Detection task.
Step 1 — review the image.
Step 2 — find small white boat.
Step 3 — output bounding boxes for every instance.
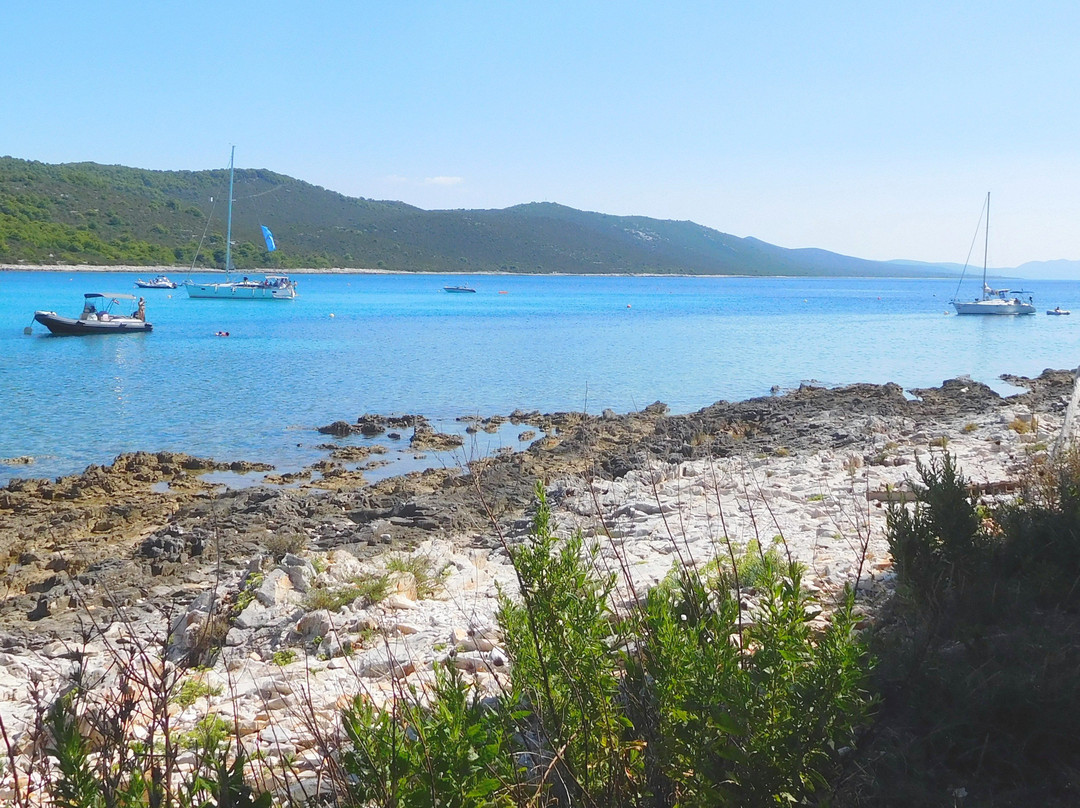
[135,275,178,289]
[33,293,152,335]
[951,193,1035,316]
[444,285,476,293]
[1047,307,1071,315]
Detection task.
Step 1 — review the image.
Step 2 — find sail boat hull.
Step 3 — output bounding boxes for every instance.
[953,298,1035,315]
[184,279,297,300]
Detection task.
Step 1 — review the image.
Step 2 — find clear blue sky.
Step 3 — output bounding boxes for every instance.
[5,1,1079,267]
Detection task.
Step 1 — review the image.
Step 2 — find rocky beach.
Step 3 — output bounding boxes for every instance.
[0,369,1075,803]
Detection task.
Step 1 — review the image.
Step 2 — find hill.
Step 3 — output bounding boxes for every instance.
[0,156,951,275]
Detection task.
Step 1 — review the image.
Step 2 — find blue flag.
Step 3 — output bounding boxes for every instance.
[261,225,277,252]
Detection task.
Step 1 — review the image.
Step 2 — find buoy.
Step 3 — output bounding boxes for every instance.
[626,304,632,308]
[329,313,335,318]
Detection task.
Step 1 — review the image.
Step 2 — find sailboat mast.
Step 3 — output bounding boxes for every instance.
[225,146,235,276]
[982,191,990,291]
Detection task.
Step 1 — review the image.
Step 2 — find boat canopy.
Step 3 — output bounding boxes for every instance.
[85,293,137,300]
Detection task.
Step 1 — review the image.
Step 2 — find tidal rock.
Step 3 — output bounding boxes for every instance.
[317,420,354,437]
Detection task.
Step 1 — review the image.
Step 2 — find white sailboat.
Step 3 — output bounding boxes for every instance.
[951,192,1034,315]
[184,147,297,300]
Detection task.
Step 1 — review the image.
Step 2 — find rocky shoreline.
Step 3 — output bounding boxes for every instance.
[0,369,1075,802]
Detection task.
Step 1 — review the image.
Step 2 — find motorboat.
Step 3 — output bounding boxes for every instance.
[1047,307,1071,315]
[33,293,152,335]
[444,285,477,293]
[183,147,296,301]
[951,193,1035,316]
[135,274,178,289]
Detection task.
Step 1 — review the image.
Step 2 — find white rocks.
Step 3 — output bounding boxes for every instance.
[383,593,418,610]
[255,569,296,607]
[0,401,1062,806]
[280,553,316,593]
[296,609,332,641]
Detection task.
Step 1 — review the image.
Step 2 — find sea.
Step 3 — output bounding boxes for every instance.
[2,270,1078,486]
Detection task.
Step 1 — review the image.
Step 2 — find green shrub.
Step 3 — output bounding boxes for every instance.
[886,451,984,601]
[337,481,871,807]
[171,677,222,708]
[498,482,634,805]
[46,692,270,808]
[340,662,519,807]
[842,449,1080,805]
[623,562,868,805]
[272,648,297,666]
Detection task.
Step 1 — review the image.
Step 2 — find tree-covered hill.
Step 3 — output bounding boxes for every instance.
[0,156,946,275]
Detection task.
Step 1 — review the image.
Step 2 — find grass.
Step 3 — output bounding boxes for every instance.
[385,553,449,599]
[302,573,390,612]
[1009,414,1039,434]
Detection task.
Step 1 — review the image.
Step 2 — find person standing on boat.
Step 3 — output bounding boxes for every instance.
[135,297,146,321]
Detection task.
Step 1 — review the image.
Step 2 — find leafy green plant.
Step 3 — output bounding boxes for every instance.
[625,566,868,805]
[335,481,871,807]
[45,691,270,808]
[272,648,297,666]
[498,482,636,805]
[232,571,264,615]
[340,662,519,807]
[171,676,222,708]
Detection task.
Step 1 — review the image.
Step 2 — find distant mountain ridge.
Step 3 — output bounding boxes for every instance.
[0,155,955,275]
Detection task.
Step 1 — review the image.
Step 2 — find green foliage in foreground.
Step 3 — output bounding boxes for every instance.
[46,695,270,808]
[836,450,1080,806]
[340,481,872,807]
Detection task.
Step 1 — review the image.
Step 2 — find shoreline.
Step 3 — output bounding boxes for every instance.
[0,370,1075,799]
[1,263,960,280]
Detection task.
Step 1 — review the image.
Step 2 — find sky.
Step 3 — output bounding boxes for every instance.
[4,1,1080,268]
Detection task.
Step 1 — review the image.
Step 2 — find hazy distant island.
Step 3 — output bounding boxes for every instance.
[0,155,965,277]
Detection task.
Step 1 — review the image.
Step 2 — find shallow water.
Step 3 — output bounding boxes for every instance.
[2,270,1078,483]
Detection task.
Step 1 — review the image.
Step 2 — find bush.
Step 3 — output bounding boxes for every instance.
[841,450,1080,806]
[340,481,872,807]
[339,662,520,807]
[886,451,984,602]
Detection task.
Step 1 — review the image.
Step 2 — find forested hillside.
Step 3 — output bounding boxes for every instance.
[0,157,944,275]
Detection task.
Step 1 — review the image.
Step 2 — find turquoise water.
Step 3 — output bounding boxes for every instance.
[2,270,1079,483]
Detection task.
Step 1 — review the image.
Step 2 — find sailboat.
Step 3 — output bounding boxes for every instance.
[951,192,1034,315]
[184,147,297,300]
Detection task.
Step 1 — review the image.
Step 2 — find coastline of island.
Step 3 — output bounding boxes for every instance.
[0,369,1074,801]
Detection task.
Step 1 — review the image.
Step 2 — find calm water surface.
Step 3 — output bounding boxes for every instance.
[2,271,1079,483]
